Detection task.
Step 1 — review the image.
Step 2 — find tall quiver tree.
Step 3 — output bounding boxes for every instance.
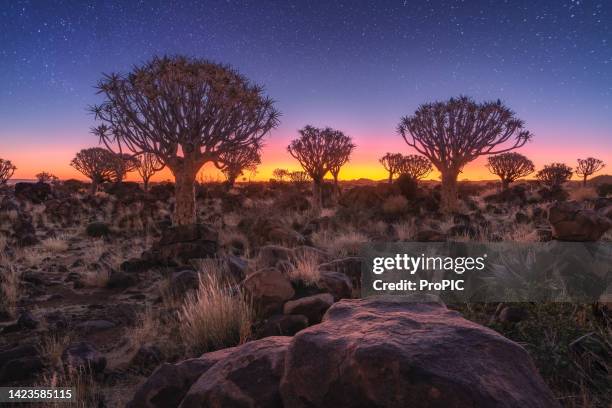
[288,126,349,208]
[486,152,535,190]
[0,159,16,185]
[70,148,116,193]
[327,133,355,190]
[398,96,532,212]
[136,153,163,192]
[576,157,605,187]
[91,56,279,225]
[379,153,404,183]
[219,144,262,187]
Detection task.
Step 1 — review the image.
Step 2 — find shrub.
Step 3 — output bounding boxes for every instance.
[382,195,409,216]
[596,183,612,197]
[395,174,418,199]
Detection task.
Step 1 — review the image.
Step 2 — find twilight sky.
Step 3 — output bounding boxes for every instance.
[1,0,611,182]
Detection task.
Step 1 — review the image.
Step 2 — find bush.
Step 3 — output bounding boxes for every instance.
[394,174,418,199]
[596,183,612,197]
[382,195,409,217]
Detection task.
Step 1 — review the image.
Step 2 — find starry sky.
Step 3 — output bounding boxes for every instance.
[1,0,611,181]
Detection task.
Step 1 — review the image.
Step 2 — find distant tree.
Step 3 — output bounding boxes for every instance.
[398,154,433,182]
[272,168,290,182]
[35,172,59,184]
[219,144,262,187]
[70,148,117,193]
[536,163,573,188]
[288,126,351,208]
[576,157,605,187]
[379,153,404,183]
[289,171,310,184]
[486,152,535,190]
[0,159,16,185]
[110,153,139,183]
[135,153,163,192]
[398,96,532,212]
[327,133,355,189]
[91,55,279,225]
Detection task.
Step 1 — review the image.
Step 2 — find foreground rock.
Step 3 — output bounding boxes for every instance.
[143,224,218,265]
[129,297,558,408]
[280,297,558,408]
[548,201,611,241]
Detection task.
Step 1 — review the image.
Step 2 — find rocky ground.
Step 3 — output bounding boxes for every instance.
[0,178,610,407]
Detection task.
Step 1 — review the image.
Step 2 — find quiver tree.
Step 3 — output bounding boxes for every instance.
[0,159,16,185]
[398,96,532,212]
[327,134,355,189]
[289,171,309,184]
[486,152,535,190]
[219,144,261,187]
[91,56,279,225]
[288,126,351,208]
[272,168,290,182]
[379,153,404,183]
[576,157,605,186]
[70,148,116,193]
[536,163,573,188]
[35,172,59,184]
[398,154,433,182]
[110,153,139,183]
[135,153,163,192]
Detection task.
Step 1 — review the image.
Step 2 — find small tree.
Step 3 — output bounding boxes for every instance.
[110,153,139,183]
[576,157,605,187]
[272,168,290,182]
[288,126,351,208]
[327,134,355,189]
[0,159,17,185]
[536,163,573,188]
[92,56,279,225]
[219,145,261,187]
[379,153,404,183]
[486,152,535,190]
[398,96,532,212]
[398,154,433,182]
[289,171,310,184]
[35,172,59,184]
[135,153,163,192]
[70,148,116,193]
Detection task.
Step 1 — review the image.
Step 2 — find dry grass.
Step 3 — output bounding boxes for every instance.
[0,253,21,317]
[128,307,160,350]
[568,186,598,202]
[38,368,102,408]
[80,269,110,288]
[42,234,70,252]
[382,195,409,215]
[287,252,321,286]
[18,247,47,268]
[40,332,73,368]
[178,273,252,354]
[393,220,417,241]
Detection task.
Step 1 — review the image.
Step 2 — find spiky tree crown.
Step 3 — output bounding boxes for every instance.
[486,152,535,183]
[536,163,573,187]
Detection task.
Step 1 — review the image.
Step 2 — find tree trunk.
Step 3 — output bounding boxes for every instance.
[172,164,199,226]
[440,169,459,213]
[583,175,587,187]
[143,177,150,192]
[388,172,393,183]
[501,179,510,191]
[90,180,98,194]
[312,178,323,210]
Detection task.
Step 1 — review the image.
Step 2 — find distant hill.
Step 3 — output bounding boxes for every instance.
[589,174,612,185]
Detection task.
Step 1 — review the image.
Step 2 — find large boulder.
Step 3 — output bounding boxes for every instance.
[0,345,44,384]
[280,297,559,408]
[144,224,218,265]
[548,201,612,241]
[127,348,235,408]
[283,293,334,325]
[178,337,291,408]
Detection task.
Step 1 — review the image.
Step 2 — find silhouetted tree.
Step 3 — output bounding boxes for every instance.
[135,153,163,192]
[327,133,355,189]
[536,163,573,188]
[272,168,290,182]
[486,152,535,190]
[398,154,433,182]
[70,148,116,193]
[576,157,605,187]
[35,172,59,184]
[379,153,404,183]
[91,56,279,225]
[398,96,532,212]
[219,144,261,187]
[288,126,351,208]
[289,171,310,184]
[110,153,139,183]
[0,159,16,185]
